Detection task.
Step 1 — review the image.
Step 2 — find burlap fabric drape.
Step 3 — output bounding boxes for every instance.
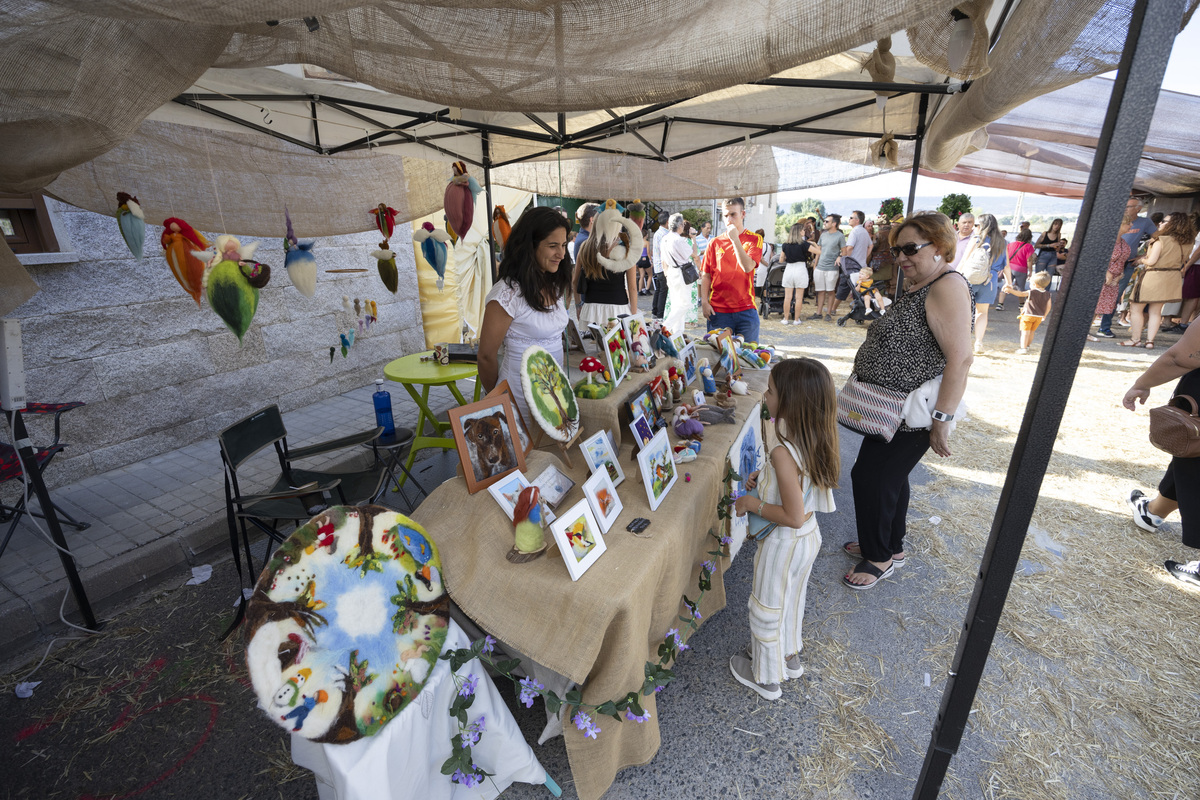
[408,368,767,800]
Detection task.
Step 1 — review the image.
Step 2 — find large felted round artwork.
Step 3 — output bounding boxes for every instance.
[521,345,579,442]
[245,505,449,743]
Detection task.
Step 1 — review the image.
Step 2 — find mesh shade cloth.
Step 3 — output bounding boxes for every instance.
[905,0,993,80]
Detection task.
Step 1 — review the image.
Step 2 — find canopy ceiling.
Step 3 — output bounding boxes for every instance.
[3,0,1198,240]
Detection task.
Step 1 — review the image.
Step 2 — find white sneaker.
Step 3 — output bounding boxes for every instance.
[1016,347,1028,354]
[1127,489,1163,532]
[729,654,781,700]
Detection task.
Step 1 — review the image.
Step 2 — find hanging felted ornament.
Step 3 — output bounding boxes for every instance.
[371,242,399,293]
[161,217,210,306]
[492,205,512,249]
[444,214,458,246]
[340,330,355,357]
[592,200,644,273]
[203,235,260,343]
[283,208,317,297]
[443,161,480,240]
[115,192,145,259]
[869,133,900,168]
[413,221,451,290]
[860,37,897,111]
[371,203,398,242]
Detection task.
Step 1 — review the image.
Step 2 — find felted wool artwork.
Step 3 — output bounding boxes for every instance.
[521,345,579,443]
[245,505,449,744]
[161,217,210,306]
[204,257,258,343]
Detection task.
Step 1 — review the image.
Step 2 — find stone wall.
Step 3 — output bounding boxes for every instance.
[8,200,426,489]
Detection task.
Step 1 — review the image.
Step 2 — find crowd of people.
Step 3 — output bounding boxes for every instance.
[474,197,1200,702]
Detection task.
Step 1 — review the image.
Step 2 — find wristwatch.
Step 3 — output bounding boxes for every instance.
[931,409,954,422]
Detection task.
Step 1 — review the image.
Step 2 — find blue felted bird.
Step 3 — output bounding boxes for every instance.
[413,221,451,290]
[116,192,145,259]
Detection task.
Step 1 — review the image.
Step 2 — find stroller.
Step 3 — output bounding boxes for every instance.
[760,264,786,319]
[836,258,885,327]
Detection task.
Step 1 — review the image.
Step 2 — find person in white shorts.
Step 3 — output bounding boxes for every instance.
[779,221,818,325]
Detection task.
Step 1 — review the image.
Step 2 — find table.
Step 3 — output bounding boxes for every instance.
[408,369,768,800]
[383,352,483,485]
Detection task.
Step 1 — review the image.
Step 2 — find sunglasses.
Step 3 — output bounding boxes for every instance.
[889,242,935,258]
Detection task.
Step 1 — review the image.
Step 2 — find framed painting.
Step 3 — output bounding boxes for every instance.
[566,318,588,353]
[579,429,624,487]
[680,341,698,388]
[590,322,630,388]
[448,393,527,494]
[628,416,655,449]
[550,498,608,581]
[622,312,650,366]
[520,345,580,443]
[636,428,678,512]
[530,463,575,508]
[648,376,667,413]
[583,468,622,535]
[726,402,764,559]
[626,384,663,431]
[485,380,532,456]
[487,470,532,520]
[669,331,686,358]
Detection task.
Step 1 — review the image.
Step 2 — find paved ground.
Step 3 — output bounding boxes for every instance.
[0,297,1187,800]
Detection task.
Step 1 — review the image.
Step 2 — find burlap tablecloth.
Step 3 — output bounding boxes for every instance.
[409,369,768,800]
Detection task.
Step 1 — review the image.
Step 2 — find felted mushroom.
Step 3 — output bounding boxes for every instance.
[580,357,606,384]
[573,356,613,399]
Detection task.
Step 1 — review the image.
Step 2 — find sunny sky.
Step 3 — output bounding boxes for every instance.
[781,16,1199,205]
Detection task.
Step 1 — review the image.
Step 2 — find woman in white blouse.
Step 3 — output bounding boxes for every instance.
[478,207,572,421]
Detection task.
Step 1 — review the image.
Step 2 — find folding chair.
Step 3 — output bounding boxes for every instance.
[219,405,386,634]
[0,401,90,559]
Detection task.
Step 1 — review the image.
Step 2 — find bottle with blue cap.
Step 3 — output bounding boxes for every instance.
[372,379,395,437]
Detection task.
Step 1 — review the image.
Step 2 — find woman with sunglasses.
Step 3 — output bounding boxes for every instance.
[841,212,974,589]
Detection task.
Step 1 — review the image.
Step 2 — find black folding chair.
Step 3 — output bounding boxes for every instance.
[218,405,385,635]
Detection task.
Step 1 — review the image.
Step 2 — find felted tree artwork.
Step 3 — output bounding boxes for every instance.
[520,345,579,442]
[245,505,449,743]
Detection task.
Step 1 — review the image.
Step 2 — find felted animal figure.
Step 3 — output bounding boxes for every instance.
[371,203,398,241]
[462,411,516,483]
[591,201,644,273]
[443,161,480,240]
[283,208,318,297]
[161,217,210,306]
[282,689,329,732]
[508,486,548,563]
[371,244,399,293]
[115,192,144,259]
[492,205,512,248]
[693,404,736,425]
[413,221,451,290]
[652,328,679,359]
[673,407,704,440]
[730,378,749,395]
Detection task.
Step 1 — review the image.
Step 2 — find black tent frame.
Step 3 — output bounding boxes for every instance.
[170,2,1180,791]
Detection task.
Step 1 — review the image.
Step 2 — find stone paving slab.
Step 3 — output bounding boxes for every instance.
[0,380,471,651]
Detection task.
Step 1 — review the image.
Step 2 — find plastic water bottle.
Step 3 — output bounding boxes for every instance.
[372,379,395,437]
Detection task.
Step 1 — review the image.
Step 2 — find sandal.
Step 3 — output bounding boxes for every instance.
[1145,341,1155,350]
[842,560,894,591]
[842,541,906,565]
[1119,340,1144,348]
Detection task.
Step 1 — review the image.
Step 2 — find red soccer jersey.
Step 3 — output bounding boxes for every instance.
[701,230,764,313]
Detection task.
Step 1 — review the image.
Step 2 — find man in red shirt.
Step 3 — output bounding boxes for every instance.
[701,197,764,341]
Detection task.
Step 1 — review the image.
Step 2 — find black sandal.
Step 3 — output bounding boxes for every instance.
[842,559,894,591]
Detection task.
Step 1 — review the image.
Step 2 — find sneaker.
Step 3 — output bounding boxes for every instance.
[729,654,781,700]
[1164,559,1200,587]
[973,341,984,354]
[809,312,823,320]
[824,314,833,321]
[1015,348,1028,354]
[740,646,804,680]
[1096,330,1115,338]
[1118,318,1131,327]
[1127,489,1163,532]
[995,303,1005,311]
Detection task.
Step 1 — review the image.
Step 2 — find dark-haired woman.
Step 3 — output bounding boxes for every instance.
[1034,218,1064,275]
[479,206,572,421]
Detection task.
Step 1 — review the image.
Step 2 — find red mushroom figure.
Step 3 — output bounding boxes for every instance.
[574,356,612,399]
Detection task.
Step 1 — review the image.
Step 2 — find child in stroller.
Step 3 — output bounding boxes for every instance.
[836,264,890,327]
[759,263,788,320]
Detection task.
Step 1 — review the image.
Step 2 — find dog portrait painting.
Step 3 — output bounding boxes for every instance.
[449,395,527,494]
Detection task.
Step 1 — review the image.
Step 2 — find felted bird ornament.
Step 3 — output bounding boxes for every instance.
[202,235,261,343]
[161,217,210,306]
[283,208,317,297]
[115,192,145,259]
[673,407,704,441]
[507,486,549,563]
[413,221,451,290]
[492,205,512,248]
[443,161,480,240]
[730,378,749,395]
[592,200,644,273]
[371,203,399,242]
[371,243,399,293]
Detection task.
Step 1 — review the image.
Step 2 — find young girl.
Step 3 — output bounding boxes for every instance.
[730,358,839,700]
[1001,270,1053,354]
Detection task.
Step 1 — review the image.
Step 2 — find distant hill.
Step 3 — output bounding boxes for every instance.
[814,195,1082,218]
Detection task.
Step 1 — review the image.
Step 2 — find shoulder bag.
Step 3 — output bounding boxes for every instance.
[1149,394,1200,458]
[957,236,992,285]
[668,245,700,285]
[836,373,907,442]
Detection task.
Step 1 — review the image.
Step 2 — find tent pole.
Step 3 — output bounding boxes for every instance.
[482,131,497,283]
[896,94,928,300]
[910,0,1183,797]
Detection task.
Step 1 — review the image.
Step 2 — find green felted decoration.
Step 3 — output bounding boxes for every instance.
[206,258,258,342]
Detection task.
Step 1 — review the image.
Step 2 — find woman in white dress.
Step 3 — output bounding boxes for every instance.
[479,207,572,422]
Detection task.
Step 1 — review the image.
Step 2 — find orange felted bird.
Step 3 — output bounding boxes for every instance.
[492,205,512,248]
[161,217,210,306]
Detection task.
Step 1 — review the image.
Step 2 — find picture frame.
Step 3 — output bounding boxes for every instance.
[680,341,698,388]
[669,332,686,358]
[636,428,678,512]
[530,463,575,508]
[628,416,655,449]
[487,470,532,520]
[485,380,532,456]
[590,322,630,388]
[583,468,622,535]
[726,402,764,559]
[549,498,608,581]
[648,376,667,413]
[448,393,528,494]
[579,429,624,487]
[565,318,587,353]
[626,384,663,431]
[622,312,651,369]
